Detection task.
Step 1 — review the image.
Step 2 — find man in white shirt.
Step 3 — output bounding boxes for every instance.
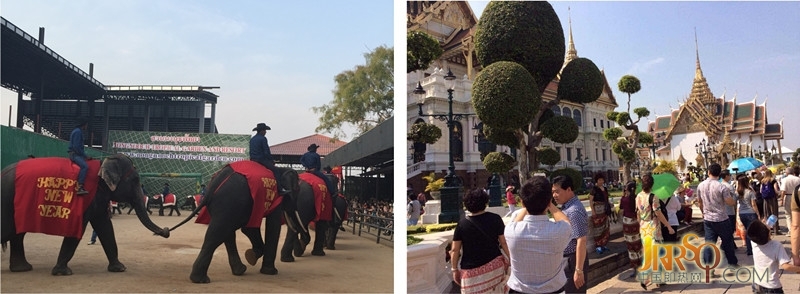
[781,167,800,236]
[505,176,572,294]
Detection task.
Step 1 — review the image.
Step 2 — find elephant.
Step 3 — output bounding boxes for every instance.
[169,161,310,283]
[325,194,348,250]
[154,193,181,216]
[0,154,171,275]
[279,173,333,261]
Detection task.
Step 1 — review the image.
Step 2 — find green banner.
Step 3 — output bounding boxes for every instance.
[107,130,250,201]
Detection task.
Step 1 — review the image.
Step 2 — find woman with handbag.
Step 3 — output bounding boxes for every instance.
[450,189,510,294]
[619,181,643,279]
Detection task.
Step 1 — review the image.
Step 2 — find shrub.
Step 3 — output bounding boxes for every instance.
[426,223,457,233]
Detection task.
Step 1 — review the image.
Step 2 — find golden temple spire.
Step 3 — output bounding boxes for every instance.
[694,27,704,81]
[565,6,578,64]
[559,7,578,78]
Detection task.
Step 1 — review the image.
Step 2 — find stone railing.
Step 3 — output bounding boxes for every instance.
[407,162,424,179]
[407,230,454,293]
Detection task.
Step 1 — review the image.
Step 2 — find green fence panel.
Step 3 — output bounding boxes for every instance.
[1,125,110,169]
[107,130,251,200]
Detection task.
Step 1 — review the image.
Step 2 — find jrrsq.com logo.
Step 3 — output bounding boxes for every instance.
[637,233,769,284]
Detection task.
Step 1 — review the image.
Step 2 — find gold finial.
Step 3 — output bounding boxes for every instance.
[694,27,703,80]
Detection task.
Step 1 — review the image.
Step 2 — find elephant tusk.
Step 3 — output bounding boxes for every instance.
[334,209,342,223]
[283,211,297,232]
[295,211,308,233]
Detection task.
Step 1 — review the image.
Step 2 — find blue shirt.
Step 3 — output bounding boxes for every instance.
[300,151,321,170]
[68,127,86,156]
[249,133,274,163]
[162,185,170,196]
[561,195,589,255]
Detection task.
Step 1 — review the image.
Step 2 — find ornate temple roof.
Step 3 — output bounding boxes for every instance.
[407,1,479,69]
[649,32,783,141]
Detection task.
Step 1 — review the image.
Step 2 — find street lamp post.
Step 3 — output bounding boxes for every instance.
[648,129,666,171]
[575,152,588,178]
[695,138,714,171]
[771,145,777,165]
[415,69,474,223]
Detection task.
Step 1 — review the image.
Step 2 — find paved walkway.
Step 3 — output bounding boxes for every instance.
[590,207,800,293]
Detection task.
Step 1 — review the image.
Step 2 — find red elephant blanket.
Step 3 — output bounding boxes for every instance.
[12,157,101,238]
[299,173,332,222]
[156,193,176,206]
[196,161,282,228]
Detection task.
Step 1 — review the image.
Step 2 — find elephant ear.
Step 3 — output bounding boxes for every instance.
[100,157,121,191]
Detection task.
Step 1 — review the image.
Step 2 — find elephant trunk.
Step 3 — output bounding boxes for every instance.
[132,191,170,238]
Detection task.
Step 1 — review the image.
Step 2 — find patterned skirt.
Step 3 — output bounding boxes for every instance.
[622,216,643,268]
[591,202,610,247]
[459,255,507,294]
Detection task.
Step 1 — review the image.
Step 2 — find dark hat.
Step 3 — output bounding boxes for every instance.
[307,143,320,151]
[252,123,271,131]
[164,182,169,186]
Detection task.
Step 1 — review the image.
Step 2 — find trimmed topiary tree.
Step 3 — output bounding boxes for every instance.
[472,1,604,184]
[407,31,443,73]
[407,122,442,145]
[483,152,516,174]
[538,147,560,171]
[603,74,651,183]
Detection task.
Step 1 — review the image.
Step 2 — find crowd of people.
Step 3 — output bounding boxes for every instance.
[349,198,394,234]
[450,175,589,293]
[447,163,800,293]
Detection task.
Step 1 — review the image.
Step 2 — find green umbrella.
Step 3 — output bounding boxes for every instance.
[635,173,682,200]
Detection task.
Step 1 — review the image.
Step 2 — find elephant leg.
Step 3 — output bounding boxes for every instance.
[325,223,338,250]
[175,206,181,216]
[311,221,328,256]
[159,205,164,216]
[223,235,246,276]
[190,221,233,283]
[260,212,280,274]
[91,217,125,272]
[8,233,32,272]
[280,228,297,262]
[241,227,264,266]
[52,237,81,275]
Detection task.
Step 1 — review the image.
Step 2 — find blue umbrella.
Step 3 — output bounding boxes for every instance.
[727,157,764,174]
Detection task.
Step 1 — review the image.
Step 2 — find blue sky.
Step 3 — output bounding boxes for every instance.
[0,0,393,144]
[469,1,800,151]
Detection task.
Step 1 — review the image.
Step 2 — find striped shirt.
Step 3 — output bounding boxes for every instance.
[505,214,572,294]
[697,177,733,222]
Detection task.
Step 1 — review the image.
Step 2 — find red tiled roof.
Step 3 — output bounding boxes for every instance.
[271,134,347,157]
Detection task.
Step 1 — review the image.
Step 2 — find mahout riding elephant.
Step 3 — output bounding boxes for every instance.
[280,173,332,261]
[154,193,180,216]
[169,160,310,283]
[325,194,348,250]
[0,154,171,275]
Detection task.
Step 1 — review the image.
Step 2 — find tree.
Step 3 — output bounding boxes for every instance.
[313,46,393,140]
[407,31,443,73]
[603,75,651,183]
[538,147,560,171]
[471,1,604,184]
[407,122,442,144]
[483,152,516,174]
[792,148,800,165]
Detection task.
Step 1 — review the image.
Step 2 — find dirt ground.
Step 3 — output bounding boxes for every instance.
[1,212,394,293]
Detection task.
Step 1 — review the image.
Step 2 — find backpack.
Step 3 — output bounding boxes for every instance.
[649,193,670,225]
[761,180,777,199]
